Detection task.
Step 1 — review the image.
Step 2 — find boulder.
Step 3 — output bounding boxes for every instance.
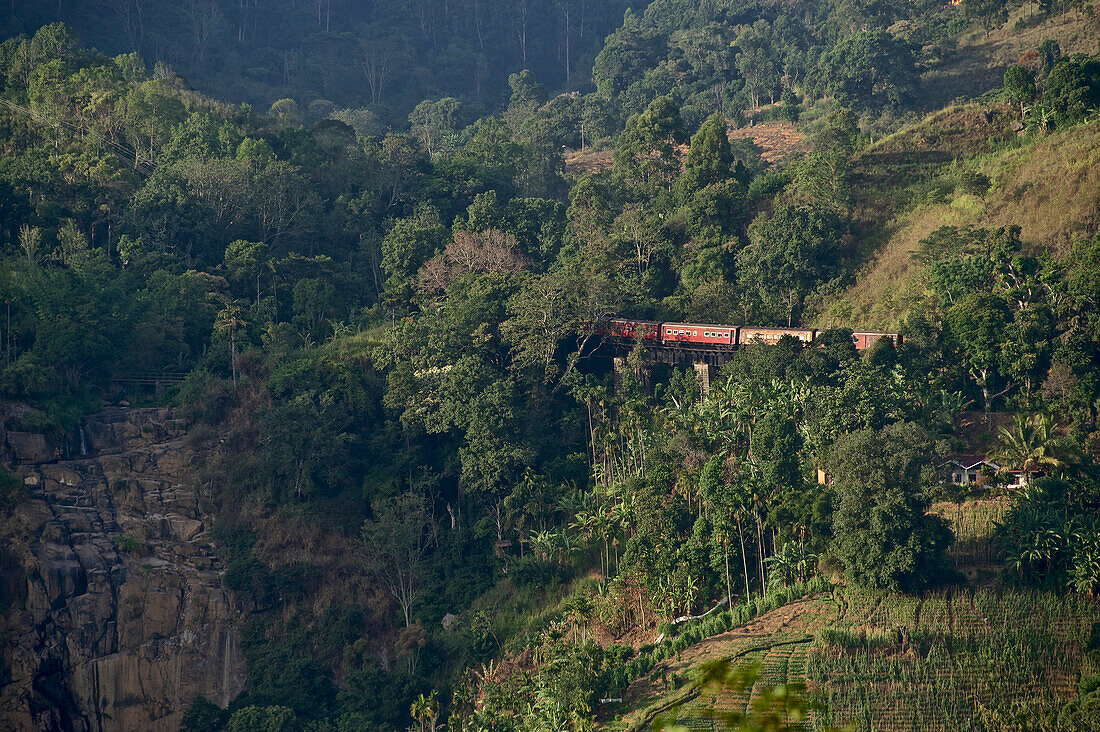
[6,432,54,463]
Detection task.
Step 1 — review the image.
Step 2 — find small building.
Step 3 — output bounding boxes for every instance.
[939,456,1035,488]
[939,455,1000,486]
[997,467,1039,489]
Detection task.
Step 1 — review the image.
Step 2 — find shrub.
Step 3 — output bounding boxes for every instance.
[511,555,560,589]
[112,535,141,554]
[0,467,26,516]
[180,696,228,732]
[957,170,991,197]
[1080,672,1100,696]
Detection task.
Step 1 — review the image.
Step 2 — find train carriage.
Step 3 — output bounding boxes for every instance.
[595,318,899,354]
[737,327,816,345]
[660,323,736,347]
[851,331,901,350]
[596,318,661,341]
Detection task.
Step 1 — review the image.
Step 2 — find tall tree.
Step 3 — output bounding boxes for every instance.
[735,21,780,112]
[360,491,436,627]
[828,422,953,592]
[677,112,733,198]
[817,30,917,111]
[613,96,686,195]
[737,203,844,326]
[1003,65,1037,118]
[945,291,1013,412]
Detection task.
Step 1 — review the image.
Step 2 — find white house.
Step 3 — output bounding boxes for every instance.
[939,455,1000,486]
[939,455,1032,488]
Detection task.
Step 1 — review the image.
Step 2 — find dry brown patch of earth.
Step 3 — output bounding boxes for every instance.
[565,148,614,176]
[727,120,810,164]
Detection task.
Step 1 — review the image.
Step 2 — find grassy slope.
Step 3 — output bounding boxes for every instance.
[814,114,1100,331]
[604,500,1099,731]
[809,8,1100,331]
[921,7,1100,110]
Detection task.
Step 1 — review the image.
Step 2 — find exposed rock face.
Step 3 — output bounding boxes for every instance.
[0,407,245,731]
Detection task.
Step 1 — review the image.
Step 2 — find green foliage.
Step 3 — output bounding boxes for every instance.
[360,491,436,628]
[6,3,633,126]
[1003,65,1037,116]
[816,31,917,111]
[112,535,141,554]
[2,9,1100,732]
[227,705,298,732]
[736,21,782,112]
[614,96,686,195]
[656,661,844,732]
[996,477,1100,594]
[181,696,229,732]
[828,423,954,592]
[737,202,845,326]
[1043,55,1100,125]
[0,465,25,517]
[677,113,734,199]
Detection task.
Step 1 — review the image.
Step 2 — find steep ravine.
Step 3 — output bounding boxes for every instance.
[0,407,245,731]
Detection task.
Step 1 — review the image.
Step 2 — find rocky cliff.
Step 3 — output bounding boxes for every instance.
[0,407,245,731]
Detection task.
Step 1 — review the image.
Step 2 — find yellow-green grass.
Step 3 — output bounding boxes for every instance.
[817,116,1100,331]
[919,7,1100,107]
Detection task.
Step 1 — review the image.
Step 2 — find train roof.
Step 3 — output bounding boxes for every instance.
[739,326,815,332]
[661,322,736,329]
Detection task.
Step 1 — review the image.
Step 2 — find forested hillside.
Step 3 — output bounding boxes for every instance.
[1,1,1099,730]
[3,0,636,124]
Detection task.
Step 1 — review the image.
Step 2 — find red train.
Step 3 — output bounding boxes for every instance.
[595,319,898,351]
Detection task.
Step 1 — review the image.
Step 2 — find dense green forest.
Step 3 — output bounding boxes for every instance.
[1,0,1100,729]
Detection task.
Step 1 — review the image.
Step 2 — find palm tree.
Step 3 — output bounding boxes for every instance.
[410,691,440,732]
[564,593,593,643]
[214,300,246,392]
[988,413,1069,486]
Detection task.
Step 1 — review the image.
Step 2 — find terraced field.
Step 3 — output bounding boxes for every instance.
[606,500,1100,731]
[610,596,840,731]
[809,588,1097,731]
